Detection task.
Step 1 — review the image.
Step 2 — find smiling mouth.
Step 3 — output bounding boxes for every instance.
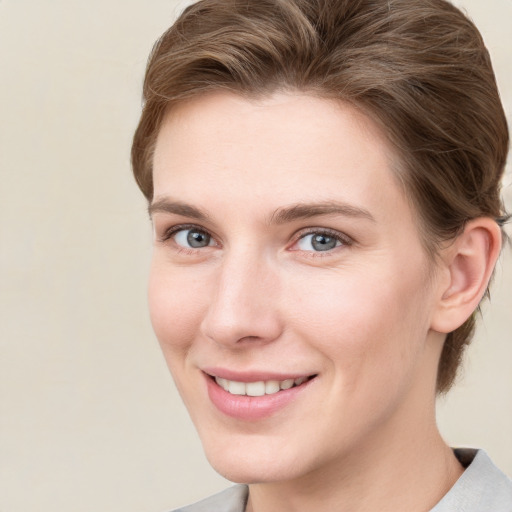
[212,375,316,397]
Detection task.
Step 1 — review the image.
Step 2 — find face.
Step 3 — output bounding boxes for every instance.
[149,92,444,485]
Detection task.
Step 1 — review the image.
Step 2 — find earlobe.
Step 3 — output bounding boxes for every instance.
[431,218,502,334]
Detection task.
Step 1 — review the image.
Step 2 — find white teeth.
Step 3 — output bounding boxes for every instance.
[265,380,280,394]
[280,379,294,390]
[214,376,311,396]
[228,380,246,395]
[216,377,229,391]
[246,381,265,397]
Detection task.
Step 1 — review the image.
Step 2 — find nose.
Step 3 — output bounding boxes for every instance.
[199,249,283,347]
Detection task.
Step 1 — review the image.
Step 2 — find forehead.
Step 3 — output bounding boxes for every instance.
[152,91,410,226]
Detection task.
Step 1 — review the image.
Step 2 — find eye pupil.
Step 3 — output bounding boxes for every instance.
[312,234,337,251]
[187,230,210,248]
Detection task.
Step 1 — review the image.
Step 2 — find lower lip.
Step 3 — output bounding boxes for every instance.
[205,375,314,421]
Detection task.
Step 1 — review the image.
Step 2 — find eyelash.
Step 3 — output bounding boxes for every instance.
[158,224,353,256]
[159,223,216,254]
[292,228,353,256]
[160,224,205,243]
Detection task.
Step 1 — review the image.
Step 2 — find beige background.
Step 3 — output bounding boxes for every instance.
[0,1,510,511]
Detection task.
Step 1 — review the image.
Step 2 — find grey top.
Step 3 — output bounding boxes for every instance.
[172,449,512,512]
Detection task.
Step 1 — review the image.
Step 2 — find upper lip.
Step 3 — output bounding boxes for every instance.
[202,367,316,382]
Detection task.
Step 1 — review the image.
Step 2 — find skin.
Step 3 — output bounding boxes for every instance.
[148,91,499,511]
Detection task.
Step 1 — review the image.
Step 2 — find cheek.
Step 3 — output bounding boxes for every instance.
[148,262,207,354]
[286,261,431,377]
[290,272,432,442]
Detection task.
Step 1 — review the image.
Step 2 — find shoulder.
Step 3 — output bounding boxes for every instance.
[171,484,249,512]
[431,448,512,512]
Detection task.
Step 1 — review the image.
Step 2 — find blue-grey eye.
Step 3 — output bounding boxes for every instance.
[298,232,341,252]
[174,228,213,248]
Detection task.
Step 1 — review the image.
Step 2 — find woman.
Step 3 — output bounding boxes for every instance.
[132,0,512,510]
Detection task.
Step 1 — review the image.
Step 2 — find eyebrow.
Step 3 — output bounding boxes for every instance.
[269,201,375,224]
[148,198,209,221]
[148,197,375,224]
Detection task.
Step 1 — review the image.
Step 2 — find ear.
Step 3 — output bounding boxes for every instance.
[430,218,502,334]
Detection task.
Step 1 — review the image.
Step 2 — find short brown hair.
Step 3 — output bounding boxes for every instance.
[132,0,509,393]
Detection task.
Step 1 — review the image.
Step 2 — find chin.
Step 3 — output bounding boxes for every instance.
[208,455,303,485]
[199,430,315,484]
